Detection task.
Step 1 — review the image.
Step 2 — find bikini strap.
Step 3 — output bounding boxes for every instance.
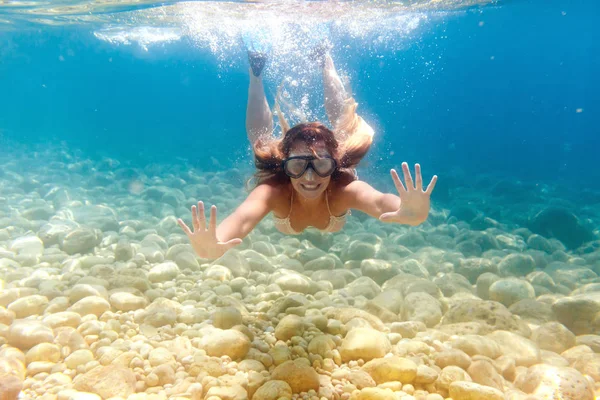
[287,189,294,218]
[325,190,333,216]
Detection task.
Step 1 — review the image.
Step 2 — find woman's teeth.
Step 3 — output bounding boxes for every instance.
[301,183,320,191]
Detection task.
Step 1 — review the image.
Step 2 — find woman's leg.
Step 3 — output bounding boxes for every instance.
[246,52,273,145]
[322,53,349,129]
[321,51,375,142]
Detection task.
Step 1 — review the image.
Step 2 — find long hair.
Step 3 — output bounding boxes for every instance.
[253,96,374,187]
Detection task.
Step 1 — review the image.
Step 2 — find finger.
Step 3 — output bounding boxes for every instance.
[191,205,200,231]
[390,169,407,195]
[425,175,438,195]
[197,201,207,231]
[209,205,217,235]
[402,162,414,190]
[415,163,423,191]
[177,218,193,236]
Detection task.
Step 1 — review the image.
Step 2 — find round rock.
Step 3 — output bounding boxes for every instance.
[148,262,180,283]
[271,359,320,393]
[489,278,535,307]
[361,356,417,384]
[8,320,54,350]
[200,329,250,360]
[340,328,391,362]
[109,292,147,311]
[275,314,305,342]
[449,381,505,400]
[252,380,293,400]
[212,307,243,330]
[7,295,48,318]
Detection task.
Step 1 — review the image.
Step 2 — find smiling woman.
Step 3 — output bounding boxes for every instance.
[254,122,367,235]
[177,47,437,259]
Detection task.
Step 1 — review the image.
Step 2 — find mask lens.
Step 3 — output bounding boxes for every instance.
[312,158,336,176]
[284,158,309,177]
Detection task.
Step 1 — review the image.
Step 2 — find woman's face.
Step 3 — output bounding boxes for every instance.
[288,141,332,200]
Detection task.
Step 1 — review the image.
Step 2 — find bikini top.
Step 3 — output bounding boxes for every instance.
[273,189,350,235]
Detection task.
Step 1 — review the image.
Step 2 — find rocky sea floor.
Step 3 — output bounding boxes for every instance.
[1,145,600,400]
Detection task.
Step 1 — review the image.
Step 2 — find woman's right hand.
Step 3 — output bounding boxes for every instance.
[177,201,242,259]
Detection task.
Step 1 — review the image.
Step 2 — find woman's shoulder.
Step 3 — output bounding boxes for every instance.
[328,174,362,210]
[256,175,290,190]
[253,180,291,207]
[332,169,358,186]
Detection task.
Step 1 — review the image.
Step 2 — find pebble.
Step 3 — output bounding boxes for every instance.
[212,306,243,329]
[390,321,426,339]
[7,295,49,318]
[488,277,535,307]
[200,329,251,360]
[7,320,54,350]
[65,350,94,369]
[403,292,442,327]
[361,356,417,384]
[148,347,175,366]
[68,285,107,304]
[0,373,23,400]
[307,335,336,358]
[42,312,82,329]
[517,364,594,400]
[414,365,439,384]
[25,343,61,364]
[349,387,396,400]
[433,349,472,370]
[487,330,541,366]
[275,314,305,341]
[72,365,136,399]
[109,292,147,311]
[271,359,320,393]
[148,262,180,283]
[68,296,110,317]
[450,335,501,359]
[339,328,391,362]
[532,321,576,354]
[449,381,505,400]
[0,307,15,325]
[467,359,504,391]
[436,365,472,391]
[252,380,292,400]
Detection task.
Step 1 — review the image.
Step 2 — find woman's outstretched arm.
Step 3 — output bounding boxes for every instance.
[342,180,402,218]
[341,163,437,226]
[178,183,276,258]
[216,183,276,241]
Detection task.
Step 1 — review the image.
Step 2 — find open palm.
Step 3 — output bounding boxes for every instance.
[379,162,438,226]
[177,201,242,259]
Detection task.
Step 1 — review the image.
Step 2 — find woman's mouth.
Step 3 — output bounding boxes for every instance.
[300,183,320,191]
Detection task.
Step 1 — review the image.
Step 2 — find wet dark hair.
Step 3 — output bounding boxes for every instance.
[253,121,372,187]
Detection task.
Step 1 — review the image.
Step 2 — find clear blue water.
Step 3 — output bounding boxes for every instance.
[1,0,597,191]
[2,3,600,398]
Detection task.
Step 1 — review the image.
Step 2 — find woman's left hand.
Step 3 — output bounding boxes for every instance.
[379,162,438,226]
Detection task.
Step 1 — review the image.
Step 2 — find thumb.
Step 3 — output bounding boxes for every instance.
[223,238,243,249]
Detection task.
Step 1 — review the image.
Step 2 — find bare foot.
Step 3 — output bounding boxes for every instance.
[248,50,268,77]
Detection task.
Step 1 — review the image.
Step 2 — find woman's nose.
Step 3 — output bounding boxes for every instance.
[304,168,316,181]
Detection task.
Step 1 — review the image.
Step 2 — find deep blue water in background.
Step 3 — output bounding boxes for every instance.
[0,0,598,190]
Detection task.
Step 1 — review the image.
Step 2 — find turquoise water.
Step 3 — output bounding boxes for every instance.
[0,0,599,399]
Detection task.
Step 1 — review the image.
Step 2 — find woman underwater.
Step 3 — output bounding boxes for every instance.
[178,47,438,259]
